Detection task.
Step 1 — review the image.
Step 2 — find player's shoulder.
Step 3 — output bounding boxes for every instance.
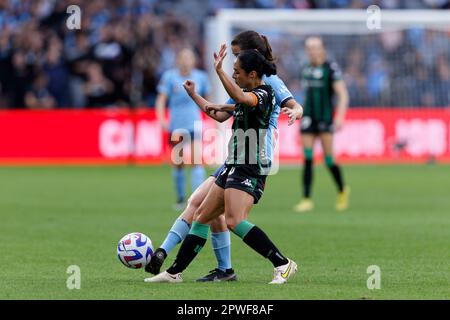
[253,85,273,98]
[326,60,343,80]
[326,60,341,71]
[262,74,283,86]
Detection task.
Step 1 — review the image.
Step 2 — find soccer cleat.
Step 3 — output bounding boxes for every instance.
[269,259,298,284]
[336,186,350,211]
[293,198,314,212]
[144,271,182,283]
[145,248,167,274]
[195,268,238,282]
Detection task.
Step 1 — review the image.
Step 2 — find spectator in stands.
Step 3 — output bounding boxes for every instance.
[435,54,450,107]
[10,50,35,109]
[43,39,70,107]
[83,62,114,107]
[0,0,449,109]
[25,73,56,109]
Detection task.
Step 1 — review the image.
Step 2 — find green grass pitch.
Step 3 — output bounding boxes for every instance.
[0,164,449,300]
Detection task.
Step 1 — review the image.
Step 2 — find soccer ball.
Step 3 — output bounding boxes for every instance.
[117,232,154,269]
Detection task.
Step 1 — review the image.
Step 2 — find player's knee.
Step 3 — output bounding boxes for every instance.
[193,205,205,221]
[187,192,202,209]
[210,215,227,233]
[224,216,240,231]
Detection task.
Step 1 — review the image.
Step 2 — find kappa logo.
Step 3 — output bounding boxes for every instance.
[301,116,312,129]
[241,179,253,187]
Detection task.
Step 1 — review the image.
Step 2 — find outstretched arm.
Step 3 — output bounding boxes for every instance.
[214,44,258,107]
[183,80,232,123]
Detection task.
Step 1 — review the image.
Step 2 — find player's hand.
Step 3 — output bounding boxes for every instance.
[183,80,196,96]
[282,106,303,126]
[213,43,227,72]
[205,104,220,115]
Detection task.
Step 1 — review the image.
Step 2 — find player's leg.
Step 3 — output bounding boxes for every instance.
[145,182,226,282]
[145,176,216,274]
[170,132,186,211]
[173,162,186,210]
[224,186,297,284]
[190,132,206,192]
[293,133,315,212]
[319,132,350,211]
[195,214,237,282]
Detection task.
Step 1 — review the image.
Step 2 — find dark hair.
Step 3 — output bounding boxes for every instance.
[231,30,276,62]
[237,49,277,78]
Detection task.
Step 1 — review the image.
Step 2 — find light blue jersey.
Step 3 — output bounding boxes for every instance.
[158,68,211,132]
[214,74,294,176]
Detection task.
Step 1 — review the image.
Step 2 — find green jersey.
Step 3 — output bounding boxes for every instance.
[226,85,275,175]
[302,61,342,123]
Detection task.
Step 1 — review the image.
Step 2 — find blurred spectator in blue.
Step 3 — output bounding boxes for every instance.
[43,36,70,107]
[366,57,388,101]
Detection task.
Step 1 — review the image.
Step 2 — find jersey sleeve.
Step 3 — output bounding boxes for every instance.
[265,75,293,107]
[330,62,343,82]
[251,87,271,111]
[157,71,172,95]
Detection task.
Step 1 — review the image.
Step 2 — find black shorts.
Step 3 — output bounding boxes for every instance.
[300,116,334,134]
[215,165,266,204]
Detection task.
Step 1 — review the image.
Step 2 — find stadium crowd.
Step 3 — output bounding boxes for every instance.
[0,0,449,109]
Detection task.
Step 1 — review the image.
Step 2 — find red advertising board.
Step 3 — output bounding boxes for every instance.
[1,108,450,165]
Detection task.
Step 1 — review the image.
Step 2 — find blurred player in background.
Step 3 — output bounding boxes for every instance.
[293,36,350,213]
[155,48,210,211]
[146,31,303,282]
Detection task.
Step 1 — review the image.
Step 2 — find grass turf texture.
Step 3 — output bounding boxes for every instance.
[0,165,449,300]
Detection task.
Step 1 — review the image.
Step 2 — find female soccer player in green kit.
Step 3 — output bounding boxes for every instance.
[145,44,297,284]
[146,31,303,282]
[293,37,350,213]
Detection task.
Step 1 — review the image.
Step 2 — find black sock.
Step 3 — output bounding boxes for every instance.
[303,159,313,198]
[242,226,288,267]
[328,164,344,192]
[167,234,206,274]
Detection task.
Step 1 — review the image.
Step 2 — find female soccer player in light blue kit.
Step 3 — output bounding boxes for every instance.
[146,31,303,282]
[155,48,211,210]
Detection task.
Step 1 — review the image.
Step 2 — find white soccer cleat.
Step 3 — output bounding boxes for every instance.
[269,259,298,284]
[144,271,183,283]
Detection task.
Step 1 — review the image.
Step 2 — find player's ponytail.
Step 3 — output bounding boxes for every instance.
[238,50,277,78]
[231,30,277,62]
[261,57,277,77]
[260,35,275,62]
